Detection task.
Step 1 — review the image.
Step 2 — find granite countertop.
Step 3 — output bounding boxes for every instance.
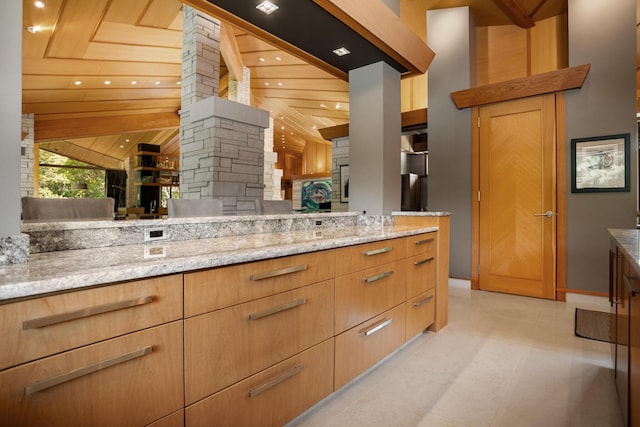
[610,228,640,270]
[0,224,438,303]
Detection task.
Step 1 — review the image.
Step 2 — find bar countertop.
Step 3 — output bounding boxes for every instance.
[610,228,640,270]
[0,223,439,303]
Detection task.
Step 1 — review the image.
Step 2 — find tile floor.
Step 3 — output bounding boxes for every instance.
[288,281,624,427]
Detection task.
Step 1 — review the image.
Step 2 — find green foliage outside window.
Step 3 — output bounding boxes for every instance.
[39,150,106,199]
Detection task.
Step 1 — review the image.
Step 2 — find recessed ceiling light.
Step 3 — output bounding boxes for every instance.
[275,56,282,61]
[125,139,130,142]
[176,81,181,85]
[335,103,341,109]
[281,126,285,130]
[259,57,265,62]
[131,81,137,85]
[333,47,350,56]
[320,104,326,108]
[74,80,82,85]
[120,145,124,148]
[34,1,45,8]
[277,82,282,86]
[256,1,279,15]
[26,25,41,34]
[264,82,269,86]
[155,81,161,85]
[104,80,111,85]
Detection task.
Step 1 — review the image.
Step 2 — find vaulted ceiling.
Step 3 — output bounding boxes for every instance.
[21,0,599,171]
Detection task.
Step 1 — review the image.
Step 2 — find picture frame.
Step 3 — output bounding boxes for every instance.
[571,133,630,193]
[340,165,349,202]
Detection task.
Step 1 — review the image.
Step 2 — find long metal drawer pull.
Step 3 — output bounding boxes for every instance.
[413,295,434,307]
[249,364,305,398]
[414,256,435,266]
[22,296,154,330]
[24,345,153,396]
[248,298,307,320]
[623,275,640,296]
[364,271,394,283]
[363,318,393,336]
[249,264,307,281]
[364,246,393,256]
[414,238,434,245]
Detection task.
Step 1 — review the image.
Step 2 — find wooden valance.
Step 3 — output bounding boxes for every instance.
[450,64,590,109]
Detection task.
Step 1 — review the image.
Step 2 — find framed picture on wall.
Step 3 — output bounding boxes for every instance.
[340,165,349,202]
[571,133,630,193]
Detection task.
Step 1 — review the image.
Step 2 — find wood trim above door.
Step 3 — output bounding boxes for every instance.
[450,64,590,109]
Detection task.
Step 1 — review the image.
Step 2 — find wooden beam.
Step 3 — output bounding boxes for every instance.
[450,64,590,109]
[492,0,535,29]
[219,23,245,82]
[35,112,179,142]
[318,108,428,140]
[182,0,348,81]
[318,123,349,141]
[313,0,435,76]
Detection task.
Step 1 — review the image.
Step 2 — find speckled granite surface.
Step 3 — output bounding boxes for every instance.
[1,217,443,303]
[610,229,640,269]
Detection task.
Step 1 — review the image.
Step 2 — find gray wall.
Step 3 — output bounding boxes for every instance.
[565,0,637,293]
[426,7,475,278]
[0,0,22,237]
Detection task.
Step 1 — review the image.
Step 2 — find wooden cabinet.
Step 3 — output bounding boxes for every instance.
[0,274,183,371]
[186,339,334,427]
[335,259,407,334]
[184,279,334,404]
[184,250,335,316]
[0,275,184,427]
[1,227,447,426]
[610,238,640,427]
[334,303,406,390]
[406,232,437,340]
[184,252,337,425]
[335,237,417,389]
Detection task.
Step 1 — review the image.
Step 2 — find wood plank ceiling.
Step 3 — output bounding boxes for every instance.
[21,0,602,171]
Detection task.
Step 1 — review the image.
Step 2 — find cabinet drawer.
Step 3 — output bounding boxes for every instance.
[185,279,334,404]
[0,321,184,427]
[406,288,435,340]
[406,252,436,298]
[0,274,183,370]
[185,339,334,427]
[184,250,335,317]
[406,232,436,258]
[335,260,406,334]
[335,238,407,276]
[334,303,406,390]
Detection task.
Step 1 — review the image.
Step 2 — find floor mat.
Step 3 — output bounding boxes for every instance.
[575,308,612,343]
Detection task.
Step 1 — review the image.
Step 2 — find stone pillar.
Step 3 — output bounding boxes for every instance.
[348,62,401,215]
[21,114,35,197]
[228,66,251,105]
[179,7,220,201]
[180,7,269,214]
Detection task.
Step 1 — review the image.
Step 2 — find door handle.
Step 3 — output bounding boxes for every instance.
[534,211,555,218]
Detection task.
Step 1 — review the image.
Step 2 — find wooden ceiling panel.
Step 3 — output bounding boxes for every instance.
[83,42,181,63]
[138,0,184,28]
[103,0,150,25]
[250,65,338,79]
[93,21,182,48]
[24,99,180,115]
[252,78,348,92]
[46,0,110,59]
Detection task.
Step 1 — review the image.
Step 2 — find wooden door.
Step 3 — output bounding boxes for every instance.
[478,94,556,299]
